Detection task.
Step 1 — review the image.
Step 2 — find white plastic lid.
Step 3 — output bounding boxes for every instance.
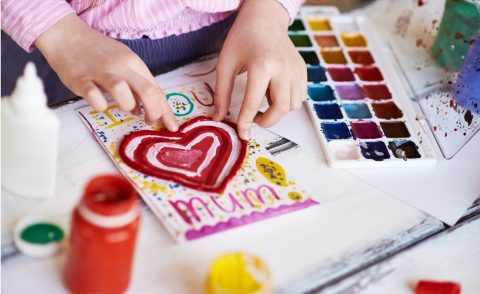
[11,62,48,111]
[13,215,68,258]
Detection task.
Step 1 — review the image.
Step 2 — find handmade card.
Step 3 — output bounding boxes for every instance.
[78,81,318,241]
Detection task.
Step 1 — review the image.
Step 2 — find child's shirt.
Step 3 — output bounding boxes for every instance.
[2,0,304,52]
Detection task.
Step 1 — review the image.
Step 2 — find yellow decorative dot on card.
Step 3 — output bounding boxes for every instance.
[288,191,303,202]
[256,157,287,187]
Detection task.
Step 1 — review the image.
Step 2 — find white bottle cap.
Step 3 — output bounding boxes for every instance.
[11,62,48,111]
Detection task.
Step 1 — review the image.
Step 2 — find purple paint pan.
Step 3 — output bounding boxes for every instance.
[335,84,364,100]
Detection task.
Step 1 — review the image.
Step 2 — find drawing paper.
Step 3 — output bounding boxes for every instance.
[78,81,318,241]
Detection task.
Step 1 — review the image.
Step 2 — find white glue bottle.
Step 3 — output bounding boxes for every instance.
[1,62,60,198]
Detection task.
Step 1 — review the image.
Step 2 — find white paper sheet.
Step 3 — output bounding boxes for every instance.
[268,104,322,153]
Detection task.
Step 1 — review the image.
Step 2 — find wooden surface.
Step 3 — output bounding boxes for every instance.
[2,1,480,293]
[324,213,480,294]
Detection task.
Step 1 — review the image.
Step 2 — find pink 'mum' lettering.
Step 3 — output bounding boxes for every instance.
[210,193,244,213]
[241,184,281,207]
[169,197,214,225]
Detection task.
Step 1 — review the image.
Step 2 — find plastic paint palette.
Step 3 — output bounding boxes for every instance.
[289,11,436,168]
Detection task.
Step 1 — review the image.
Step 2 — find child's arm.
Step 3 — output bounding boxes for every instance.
[213,0,307,140]
[34,14,177,130]
[2,0,177,130]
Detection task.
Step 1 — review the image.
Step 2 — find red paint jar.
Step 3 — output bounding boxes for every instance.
[63,175,140,294]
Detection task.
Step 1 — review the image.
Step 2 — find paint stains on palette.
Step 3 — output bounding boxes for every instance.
[289,13,436,167]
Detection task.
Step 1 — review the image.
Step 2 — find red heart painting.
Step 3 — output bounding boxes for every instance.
[119,116,247,193]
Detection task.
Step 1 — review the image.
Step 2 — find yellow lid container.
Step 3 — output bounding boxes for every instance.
[205,252,272,294]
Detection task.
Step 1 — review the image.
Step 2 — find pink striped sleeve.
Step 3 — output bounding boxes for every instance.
[276,0,304,23]
[1,0,75,52]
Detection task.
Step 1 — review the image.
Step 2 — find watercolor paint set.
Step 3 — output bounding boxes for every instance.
[289,8,436,168]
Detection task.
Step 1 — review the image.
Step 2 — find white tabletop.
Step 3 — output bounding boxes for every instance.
[2,1,480,293]
[2,95,479,293]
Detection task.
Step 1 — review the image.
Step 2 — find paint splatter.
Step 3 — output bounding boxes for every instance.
[464,110,473,126]
[394,11,413,37]
[454,32,465,40]
[416,38,427,49]
[449,99,458,111]
[416,0,426,7]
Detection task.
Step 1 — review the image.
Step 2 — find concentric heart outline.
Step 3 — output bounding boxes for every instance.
[119,116,247,193]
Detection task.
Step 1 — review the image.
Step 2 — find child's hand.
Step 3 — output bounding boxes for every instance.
[214,0,307,140]
[35,14,178,131]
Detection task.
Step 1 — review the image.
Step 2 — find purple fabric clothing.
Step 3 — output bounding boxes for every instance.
[1,14,235,106]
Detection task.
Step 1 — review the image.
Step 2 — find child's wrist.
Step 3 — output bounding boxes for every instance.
[240,0,290,30]
[35,14,92,59]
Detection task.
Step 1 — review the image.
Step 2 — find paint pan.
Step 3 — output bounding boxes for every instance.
[307,65,327,83]
[362,84,392,100]
[328,140,360,160]
[300,51,320,65]
[351,121,383,139]
[313,103,343,119]
[371,102,403,119]
[321,122,351,140]
[388,140,421,159]
[289,34,313,47]
[340,33,367,47]
[355,66,383,81]
[321,48,348,64]
[289,19,306,31]
[380,122,410,138]
[348,50,375,65]
[294,10,436,167]
[307,18,332,31]
[314,35,339,47]
[327,66,355,82]
[308,84,335,102]
[359,141,390,161]
[343,103,372,119]
[335,84,364,100]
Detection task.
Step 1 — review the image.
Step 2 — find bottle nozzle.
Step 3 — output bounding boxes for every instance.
[24,62,37,79]
[10,62,48,110]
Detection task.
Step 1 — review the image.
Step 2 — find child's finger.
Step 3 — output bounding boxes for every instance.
[74,80,108,111]
[158,96,179,132]
[127,73,163,124]
[214,63,237,121]
[255,76,290,128]
[299,59,308,103]
[290,77,304,111]
[237,69,270,140]
[99,76,136,112]
[127,71,178,131]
